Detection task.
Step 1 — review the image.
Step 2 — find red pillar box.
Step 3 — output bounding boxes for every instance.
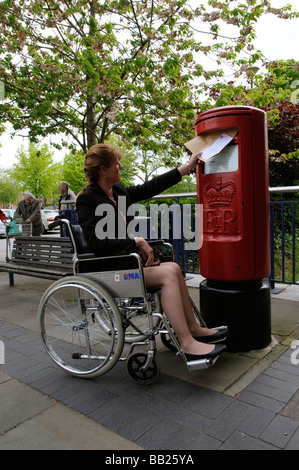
[192,106,271,352]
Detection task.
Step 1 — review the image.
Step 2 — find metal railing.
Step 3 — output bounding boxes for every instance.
[149,187,299,285]
[62,189,299,286]
[269,187,299,285]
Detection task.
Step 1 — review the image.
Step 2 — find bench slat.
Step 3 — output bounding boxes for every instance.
[0,261,72,274]
[0,262,72,280]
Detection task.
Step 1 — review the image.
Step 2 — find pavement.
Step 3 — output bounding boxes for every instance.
[0,271,299,451]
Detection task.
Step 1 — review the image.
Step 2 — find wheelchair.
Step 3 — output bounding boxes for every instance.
[37,219,225,384]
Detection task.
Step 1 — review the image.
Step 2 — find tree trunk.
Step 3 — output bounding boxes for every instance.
[86,93,97,149]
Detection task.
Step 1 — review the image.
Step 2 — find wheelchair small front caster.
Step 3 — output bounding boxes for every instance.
[126,352,160,384]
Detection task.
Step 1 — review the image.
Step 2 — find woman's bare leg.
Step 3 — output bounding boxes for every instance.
[175,264,219,337]
[144,263,217,356]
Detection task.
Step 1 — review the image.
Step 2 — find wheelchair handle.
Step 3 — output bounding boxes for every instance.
[48,218,71,230]
[147,240,165,247]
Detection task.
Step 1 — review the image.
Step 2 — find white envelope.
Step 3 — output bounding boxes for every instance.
[184,128,238,162]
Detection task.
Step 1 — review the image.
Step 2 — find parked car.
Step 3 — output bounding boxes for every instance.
[0,219,6,237]
[42,210,59,233]
[3,209,15,220]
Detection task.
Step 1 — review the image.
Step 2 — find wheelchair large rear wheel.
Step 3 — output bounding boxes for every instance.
[38,276,124,378]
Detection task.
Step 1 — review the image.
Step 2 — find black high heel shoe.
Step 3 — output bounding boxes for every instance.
[184,343,226,362]
[193,326,228,344]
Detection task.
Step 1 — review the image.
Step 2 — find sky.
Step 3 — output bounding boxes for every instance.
[0,0,298,170]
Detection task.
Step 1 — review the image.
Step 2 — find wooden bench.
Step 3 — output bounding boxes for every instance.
[0,236,74,286]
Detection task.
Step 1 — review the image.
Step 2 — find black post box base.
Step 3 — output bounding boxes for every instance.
[199,278,271,353]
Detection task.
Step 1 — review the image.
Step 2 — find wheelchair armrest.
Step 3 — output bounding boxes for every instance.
[147,240,175,262]
[147,239,165,247]
[77,252,98,260]
[74,251,144,274]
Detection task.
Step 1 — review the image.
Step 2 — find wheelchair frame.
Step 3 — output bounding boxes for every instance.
[37,219,223,384]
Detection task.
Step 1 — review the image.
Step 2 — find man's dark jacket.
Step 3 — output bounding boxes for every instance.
[14,199,43,236]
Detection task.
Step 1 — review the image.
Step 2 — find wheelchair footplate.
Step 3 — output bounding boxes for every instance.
[183,353,219,372]
[157,315,226,372]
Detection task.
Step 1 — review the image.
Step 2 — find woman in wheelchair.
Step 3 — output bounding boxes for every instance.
[76,143,227,362]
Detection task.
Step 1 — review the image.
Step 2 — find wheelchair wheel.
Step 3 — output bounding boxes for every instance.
[38,276,124,378]
[126,352,160,385]
[122,292,162,343]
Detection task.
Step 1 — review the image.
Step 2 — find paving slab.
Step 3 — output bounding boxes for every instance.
[0,378,53,434]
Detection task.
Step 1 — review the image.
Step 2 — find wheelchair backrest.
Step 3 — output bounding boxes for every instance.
[70,224,90,255]
[63,221,146,298]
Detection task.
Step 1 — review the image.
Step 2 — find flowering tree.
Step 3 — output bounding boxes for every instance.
[207,59,299,188]
[0,0,297,163]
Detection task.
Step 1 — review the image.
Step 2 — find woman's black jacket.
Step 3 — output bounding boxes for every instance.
[76,169,182,257]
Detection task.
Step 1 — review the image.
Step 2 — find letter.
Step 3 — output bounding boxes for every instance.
[124,273,139,280]
[0,340,4,365]
[222,209,237,234]
[291,79,299,105]
[183,204,203,250]
[149,203,181,240]
[204,209,217,234]
[168,204,181,241]
[132,457,139,468]
[0,80,4,100]
[95,204,115,239]
[105,457,111,465]
[117,196,127,239]
[127,203,148,238]
[148,204,160,240]
[291,340,299,365]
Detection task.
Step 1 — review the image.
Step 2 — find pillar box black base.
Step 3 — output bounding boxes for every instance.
[200,278,271,353]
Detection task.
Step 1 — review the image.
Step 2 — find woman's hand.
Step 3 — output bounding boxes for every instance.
[188,151,202,169]
[134,237,154,267]
[178,151,202,176]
